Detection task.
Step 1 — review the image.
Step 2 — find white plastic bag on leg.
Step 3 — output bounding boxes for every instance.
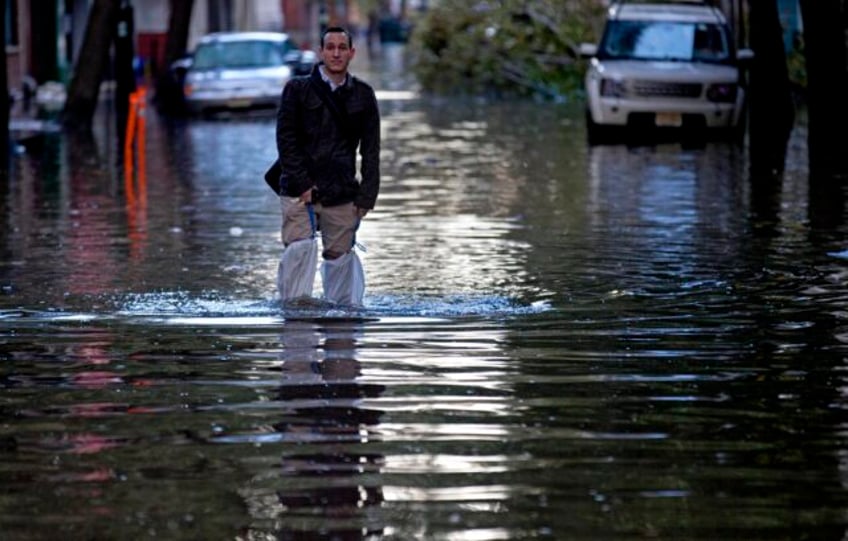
[277,238,318,302]
[321,250,365,306]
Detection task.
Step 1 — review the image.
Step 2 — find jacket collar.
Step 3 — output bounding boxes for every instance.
[312,62,350,92]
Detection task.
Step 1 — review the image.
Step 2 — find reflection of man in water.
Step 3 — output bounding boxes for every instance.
[246,320,385,538]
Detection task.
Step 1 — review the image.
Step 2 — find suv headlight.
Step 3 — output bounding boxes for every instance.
[706,83,737,103]
[600,78,627,98]
[183,72,203,96]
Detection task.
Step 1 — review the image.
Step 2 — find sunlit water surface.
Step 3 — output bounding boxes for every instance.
[2,50,848,540]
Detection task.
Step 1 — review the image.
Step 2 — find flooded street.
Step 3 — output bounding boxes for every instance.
[3,47,848,540]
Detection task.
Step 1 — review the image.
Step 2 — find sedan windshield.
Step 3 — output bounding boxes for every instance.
[192,40,289,69]
[599,20,730,62]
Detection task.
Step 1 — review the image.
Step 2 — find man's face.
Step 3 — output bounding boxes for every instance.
[320,32,355,76]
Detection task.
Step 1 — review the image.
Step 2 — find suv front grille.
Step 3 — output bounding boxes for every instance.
[632,81,703,98]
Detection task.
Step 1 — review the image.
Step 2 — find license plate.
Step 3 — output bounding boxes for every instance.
[226,99,252,108]
[655,112,682,127]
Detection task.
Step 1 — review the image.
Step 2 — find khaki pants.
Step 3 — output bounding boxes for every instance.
[280,198,358,259]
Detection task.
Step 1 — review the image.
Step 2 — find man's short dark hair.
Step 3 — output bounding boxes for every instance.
[321,26,353,48]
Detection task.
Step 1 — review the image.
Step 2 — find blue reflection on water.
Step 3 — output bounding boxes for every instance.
[117,291,549,319]
[1,291,550,324]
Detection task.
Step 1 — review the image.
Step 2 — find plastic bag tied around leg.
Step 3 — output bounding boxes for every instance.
[321,250,365,306]
[277,238,318,301]
[277,204,318,302]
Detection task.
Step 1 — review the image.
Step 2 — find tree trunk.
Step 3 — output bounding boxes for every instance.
[31,0,60,83]
[163,0,194,69]
[799,0,848,181]
[747,0,795,179]
[62,0,120,132]
[0,0,9,172]
[155,0,194,113]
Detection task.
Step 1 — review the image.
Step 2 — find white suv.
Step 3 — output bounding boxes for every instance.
[580,1,753,143]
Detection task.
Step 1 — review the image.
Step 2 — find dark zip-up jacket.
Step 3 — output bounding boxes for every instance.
[275,65,380,209]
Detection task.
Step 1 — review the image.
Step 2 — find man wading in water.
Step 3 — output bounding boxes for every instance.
[273,26,381,306]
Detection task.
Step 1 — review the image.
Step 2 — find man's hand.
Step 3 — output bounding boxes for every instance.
[356,207,369,219]
[299,188,313,204]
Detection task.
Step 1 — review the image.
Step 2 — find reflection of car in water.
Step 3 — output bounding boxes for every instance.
[579,2,753,144]
[585,142,748,250]
[170,32,316,116]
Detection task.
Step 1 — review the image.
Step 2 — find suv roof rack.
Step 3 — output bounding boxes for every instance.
[608,0,725,21]
[609,0,719,6]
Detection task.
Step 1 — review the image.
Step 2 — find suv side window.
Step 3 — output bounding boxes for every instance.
[692,24,730,62]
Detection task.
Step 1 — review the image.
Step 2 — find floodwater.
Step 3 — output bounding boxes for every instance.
[2,47,848,540]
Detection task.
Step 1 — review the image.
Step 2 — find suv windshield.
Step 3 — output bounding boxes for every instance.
[599,20,730,63]
[192,40,292,70]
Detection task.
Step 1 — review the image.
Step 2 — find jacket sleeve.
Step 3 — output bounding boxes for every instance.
[276,80,312,197]
[355,87,381,210]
